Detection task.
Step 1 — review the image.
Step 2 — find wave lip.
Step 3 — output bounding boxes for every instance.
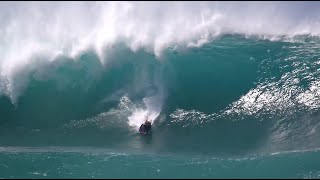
[1,2,320,67]
[1,2,320,102]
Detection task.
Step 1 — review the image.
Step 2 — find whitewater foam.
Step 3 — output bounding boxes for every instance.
[1,2,320,102]
[127,95,162,130]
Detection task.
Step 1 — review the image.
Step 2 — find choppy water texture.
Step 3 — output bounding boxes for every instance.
[1,1,320,178]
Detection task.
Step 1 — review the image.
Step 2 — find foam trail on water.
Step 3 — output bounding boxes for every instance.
[127,109,149,131]
[127,94,163,131]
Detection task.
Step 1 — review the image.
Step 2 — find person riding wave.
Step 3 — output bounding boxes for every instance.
[139,115,152,134]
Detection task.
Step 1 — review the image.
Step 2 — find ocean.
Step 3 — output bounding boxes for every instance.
[1,1,320,178]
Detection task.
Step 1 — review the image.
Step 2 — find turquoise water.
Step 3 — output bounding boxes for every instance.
[1,2,320,178]
[1,35,320,178]
[0,147,320,178]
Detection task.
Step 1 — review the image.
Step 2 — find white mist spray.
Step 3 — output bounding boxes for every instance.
[127,64,166,130]
[1,1,320,103]
[127,93,164,131]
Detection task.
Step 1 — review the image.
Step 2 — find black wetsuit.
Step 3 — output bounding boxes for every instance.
[144,122,152,131]
[140,122,152,134]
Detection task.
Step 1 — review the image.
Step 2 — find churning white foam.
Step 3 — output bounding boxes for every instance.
[127,95,163,130]
[1,1,320,102]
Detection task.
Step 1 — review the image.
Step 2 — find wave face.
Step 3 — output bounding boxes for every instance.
[1,34,320,155]
[1,1,320,178]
